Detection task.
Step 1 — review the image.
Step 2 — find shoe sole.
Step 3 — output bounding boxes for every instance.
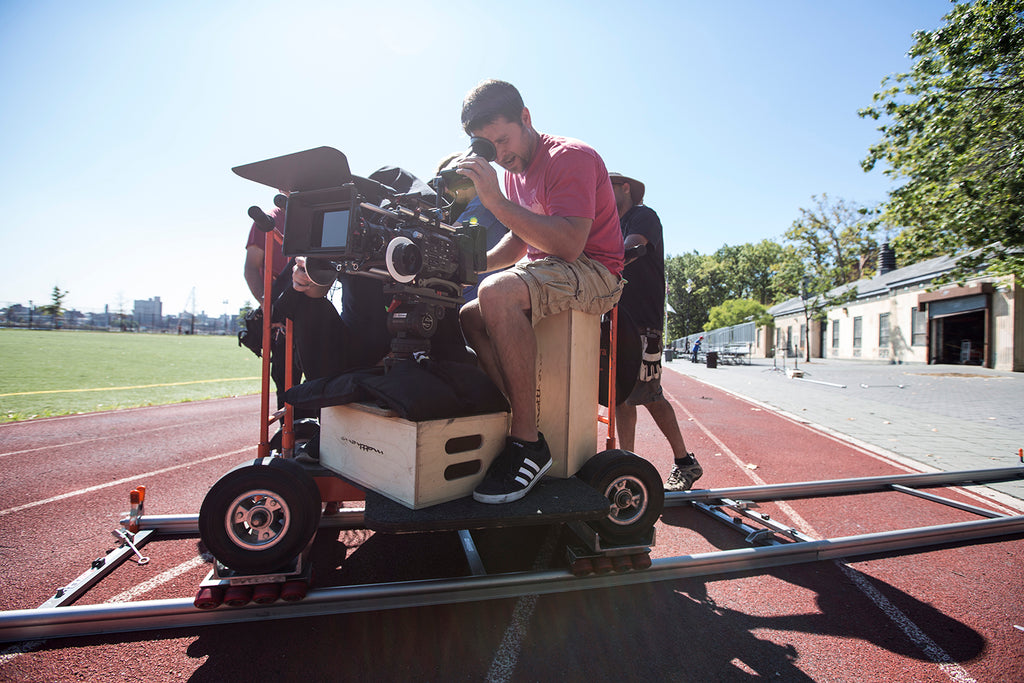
[473,458,552,504]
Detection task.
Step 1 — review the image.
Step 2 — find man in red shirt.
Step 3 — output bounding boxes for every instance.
[456,79,624,504]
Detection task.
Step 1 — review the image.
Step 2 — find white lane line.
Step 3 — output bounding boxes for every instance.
[109,553,213,603]
[0,447,251,517]
[669,391,978,683]
[0,640,47,666]
[0,553,215,664]
[2,421,207,458]
[484,526,559,683]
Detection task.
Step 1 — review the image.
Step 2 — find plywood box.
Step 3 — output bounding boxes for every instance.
[535,309,600,478]
[319,403,509,509]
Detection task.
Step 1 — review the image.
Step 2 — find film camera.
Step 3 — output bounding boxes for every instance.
[234,141,496,358]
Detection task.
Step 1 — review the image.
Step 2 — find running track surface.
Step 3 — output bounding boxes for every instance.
[1,371,1022,682]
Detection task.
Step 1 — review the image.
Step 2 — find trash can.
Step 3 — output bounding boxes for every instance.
[664,348,675,362]
[706,351,718,369]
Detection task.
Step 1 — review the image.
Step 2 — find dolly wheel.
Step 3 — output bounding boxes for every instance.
[577,450,664,545]
[199,457,321,574]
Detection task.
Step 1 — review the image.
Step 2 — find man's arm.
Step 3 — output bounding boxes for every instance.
[623,233,648,265]
[457,155,590,261]
[484,231,529,271]
[244,245,266,302]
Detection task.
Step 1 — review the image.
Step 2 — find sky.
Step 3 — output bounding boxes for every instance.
[0,0,956,318]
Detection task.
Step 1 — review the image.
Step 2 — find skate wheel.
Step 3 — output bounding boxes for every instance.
[224,584,254,607]
[629,552,652,570]
[570,558,594,577]
[280,579,308,602]
[252,582,282,604]
[193,586,225,610]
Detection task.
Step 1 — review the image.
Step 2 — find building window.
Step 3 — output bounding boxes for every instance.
[911,307,926,346]
[831,319,840,348]
[878,313,890,347]
[853,316,863,348]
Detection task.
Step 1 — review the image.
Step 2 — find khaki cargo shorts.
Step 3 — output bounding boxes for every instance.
[511,253,623,326]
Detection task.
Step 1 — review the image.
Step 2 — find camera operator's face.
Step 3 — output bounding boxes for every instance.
[471,111,535,175]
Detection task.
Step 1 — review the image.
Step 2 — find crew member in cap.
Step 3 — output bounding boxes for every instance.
[610,172,703,491]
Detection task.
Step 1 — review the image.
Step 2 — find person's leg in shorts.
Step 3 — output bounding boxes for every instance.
[460,255,621,503]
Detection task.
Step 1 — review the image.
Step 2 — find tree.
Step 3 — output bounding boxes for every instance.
[784,194,880,289]
[36,286,69,329]
[664,251,731,340]
[860,0,1024,281]
[704,299,771,331]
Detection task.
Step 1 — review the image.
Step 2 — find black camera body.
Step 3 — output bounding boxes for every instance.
[282,183,486,296]
[233,146,490,358]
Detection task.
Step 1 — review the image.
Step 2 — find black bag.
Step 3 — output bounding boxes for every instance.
[238,307,265,357]
[237,262,296,358]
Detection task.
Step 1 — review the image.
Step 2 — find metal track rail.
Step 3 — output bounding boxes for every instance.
[2,467,1022,643]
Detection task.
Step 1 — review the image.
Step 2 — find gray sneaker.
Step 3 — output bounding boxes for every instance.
[665,455,703,491]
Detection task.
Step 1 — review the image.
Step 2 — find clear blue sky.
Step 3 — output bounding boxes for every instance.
[0,0,955,317]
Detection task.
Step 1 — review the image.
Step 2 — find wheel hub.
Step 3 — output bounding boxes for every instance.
[225,490,291,550]
[606,477,648,526]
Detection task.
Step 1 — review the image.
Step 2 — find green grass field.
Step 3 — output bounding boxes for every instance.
[0,329,262,422]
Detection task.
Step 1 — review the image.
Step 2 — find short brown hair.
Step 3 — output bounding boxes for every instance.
[461,79,525,134]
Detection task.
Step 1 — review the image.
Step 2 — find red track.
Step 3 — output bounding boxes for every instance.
[1,374,1021,682]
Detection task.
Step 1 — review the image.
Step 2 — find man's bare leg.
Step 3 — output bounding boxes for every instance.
[474,273,538,442]
[646,398,689,459]
[617,403,638,452]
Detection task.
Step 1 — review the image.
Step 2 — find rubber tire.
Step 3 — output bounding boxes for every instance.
[577,449,664,544]
[199,457,322,574]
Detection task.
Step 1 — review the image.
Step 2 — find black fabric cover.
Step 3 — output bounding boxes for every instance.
[283,367,384,410]
[282,359,508,421]
[361,359,509,421]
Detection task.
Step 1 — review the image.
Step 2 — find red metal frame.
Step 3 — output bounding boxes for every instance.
[257,229,294,458]
[598,306,619,450]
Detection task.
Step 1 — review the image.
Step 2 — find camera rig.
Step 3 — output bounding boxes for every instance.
[233,145,492,360]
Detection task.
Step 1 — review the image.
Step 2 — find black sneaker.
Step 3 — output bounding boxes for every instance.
[665,453,703,491]
[473,434,552,504]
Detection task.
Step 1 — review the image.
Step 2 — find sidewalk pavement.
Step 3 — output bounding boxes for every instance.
[664,355,1024,504]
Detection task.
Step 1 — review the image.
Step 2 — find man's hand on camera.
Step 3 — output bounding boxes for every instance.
[457,155,503,208]
[292,256,332,299]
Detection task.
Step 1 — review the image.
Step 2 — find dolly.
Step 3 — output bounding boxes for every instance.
[2,149,1023,644]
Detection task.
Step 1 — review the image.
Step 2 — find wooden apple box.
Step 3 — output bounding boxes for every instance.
[319,403,509,510]
[535,309,600,479]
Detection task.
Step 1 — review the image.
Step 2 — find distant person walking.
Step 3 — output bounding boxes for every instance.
[691,336,703,364]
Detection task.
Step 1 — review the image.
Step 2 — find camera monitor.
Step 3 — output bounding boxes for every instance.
[282,185,360,258]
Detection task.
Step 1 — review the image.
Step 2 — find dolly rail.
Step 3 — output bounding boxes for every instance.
[2,466,1022,643]
[2,513,1022,642]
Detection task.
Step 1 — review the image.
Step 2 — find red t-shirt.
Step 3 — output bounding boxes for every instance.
[245,206,288,280]
[505,133,624,276]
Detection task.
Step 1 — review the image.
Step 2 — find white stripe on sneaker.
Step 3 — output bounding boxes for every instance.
[514,457,545,487]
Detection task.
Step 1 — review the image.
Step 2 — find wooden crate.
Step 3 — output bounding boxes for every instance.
[319,403,509,509]
[535,309,600,478]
